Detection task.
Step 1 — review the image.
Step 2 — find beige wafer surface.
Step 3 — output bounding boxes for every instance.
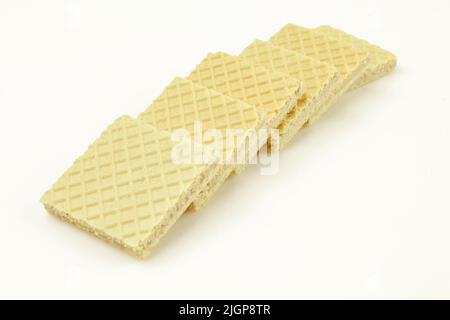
[269,24,371,123]
[41,116,215,258]
[315,25,397,89]
[240,40,340,148]
[138,77,264,211]
[187,52,303,130]
[139,77,262,138]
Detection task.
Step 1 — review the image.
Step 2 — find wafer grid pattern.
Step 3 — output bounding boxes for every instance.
[41,116,207,249]
[315,25,397,89]
[139,77,261,136]
[188,52,302,128]
[269,24,369,79]
[240,40,341,147]
[139,77,265,211]
[240,40,337,101]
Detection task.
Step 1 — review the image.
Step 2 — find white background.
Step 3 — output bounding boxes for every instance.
[0,0,449,299]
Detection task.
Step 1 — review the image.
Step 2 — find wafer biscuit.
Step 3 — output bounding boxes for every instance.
[41,116,217,258]
[187,52,303,130]
[269,24,370,123]
[240,40,340,148]
[315,25,396,89]
[138,77,265,211]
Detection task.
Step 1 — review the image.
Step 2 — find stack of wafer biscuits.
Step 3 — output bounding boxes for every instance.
[41,24,396,258]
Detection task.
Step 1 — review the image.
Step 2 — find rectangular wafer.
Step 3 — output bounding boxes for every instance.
[41,116,217,258]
